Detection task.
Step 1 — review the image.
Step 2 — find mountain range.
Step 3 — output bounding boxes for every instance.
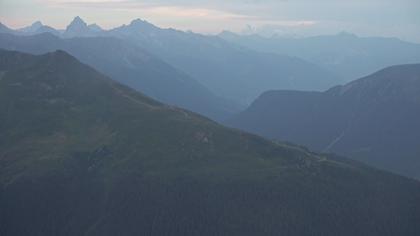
[1,21,59,36]
[105,18,338,104]
[8,17,420,104]
[219,31,420,83]
[228,64,420,179]
[1,17,340,104]
[0,32,236,121]
[1,49,420,235]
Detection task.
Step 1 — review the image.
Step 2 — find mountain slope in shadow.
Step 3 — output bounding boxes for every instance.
[0,49,420,235]
[228,64,420,179]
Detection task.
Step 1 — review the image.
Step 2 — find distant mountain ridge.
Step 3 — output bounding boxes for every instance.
[0,32,236,121]
[0,23,14,34]
[18,21,43,33]
[1,17,339,105]
[105,18,338,104]
[1,21,60,36]
[219,31,420,83]
[1,49,420,235]
[228,64,420,179]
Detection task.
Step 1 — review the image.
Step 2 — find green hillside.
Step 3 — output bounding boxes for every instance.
[1,49,420,236]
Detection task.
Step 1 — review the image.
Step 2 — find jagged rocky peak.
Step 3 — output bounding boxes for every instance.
[63,16,100,37]
[88,23,103,32]
[67,16,88,30]
[31,21,43,27]
[30,21,43,28]
[17,21,43,33]
[130,18,148,25]
[129,18,157,29]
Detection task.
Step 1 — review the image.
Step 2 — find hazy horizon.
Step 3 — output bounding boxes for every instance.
[1,0,420,42]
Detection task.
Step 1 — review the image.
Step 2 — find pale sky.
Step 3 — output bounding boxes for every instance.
[1,0,419,42]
